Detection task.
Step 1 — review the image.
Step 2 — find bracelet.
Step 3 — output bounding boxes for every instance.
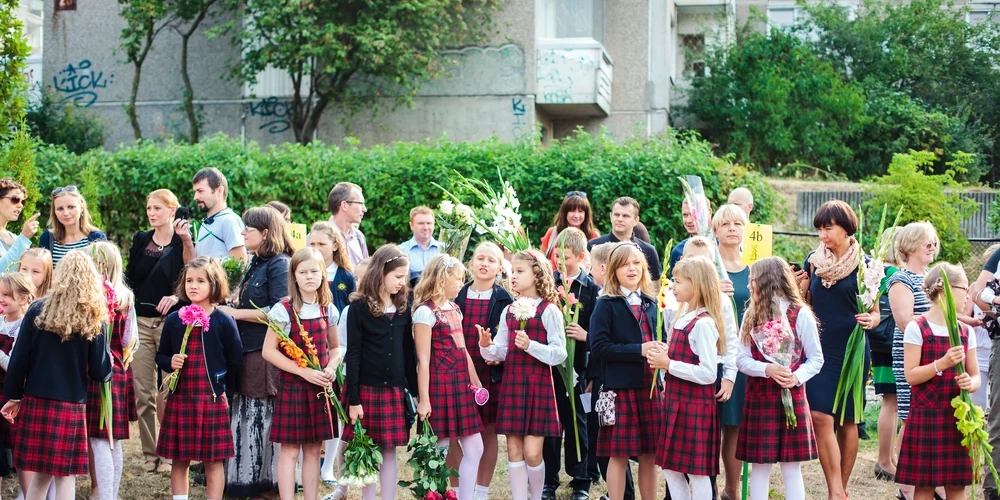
[933,359,943,377]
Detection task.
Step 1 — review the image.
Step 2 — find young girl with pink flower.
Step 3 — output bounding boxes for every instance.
[735,256,824,500]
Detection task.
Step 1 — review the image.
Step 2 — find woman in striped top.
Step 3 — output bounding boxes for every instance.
[38,186,106,265]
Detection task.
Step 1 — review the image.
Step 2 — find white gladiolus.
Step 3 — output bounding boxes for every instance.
[439,200,454,215]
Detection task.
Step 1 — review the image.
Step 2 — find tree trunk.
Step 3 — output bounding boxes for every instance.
[178,5,211,144]
[300,94,330,145]
[127,24,154,140]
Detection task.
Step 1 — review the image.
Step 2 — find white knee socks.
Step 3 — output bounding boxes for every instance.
[779,462,804,500]
[526,462,545,500]
[90,438,122,500]
[663,470,709,500]
[508,461,528,500]
[473,484,490,500]
[458,434,484,500]
[379,448,398,500]
[322,437,341,481]
[750,463,772,500]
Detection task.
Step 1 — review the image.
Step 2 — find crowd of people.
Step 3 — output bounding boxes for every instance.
[0,169,993,500]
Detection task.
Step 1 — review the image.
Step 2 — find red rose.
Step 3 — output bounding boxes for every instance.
[445,490,458,500]
[425,491,443,500]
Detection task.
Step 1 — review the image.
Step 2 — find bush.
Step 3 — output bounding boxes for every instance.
[32,131,779,251]
[25,90,106,154]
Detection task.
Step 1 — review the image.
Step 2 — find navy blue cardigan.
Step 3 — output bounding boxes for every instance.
[589,294,661,389]
[328,267,357,312]
[156,308,244,396]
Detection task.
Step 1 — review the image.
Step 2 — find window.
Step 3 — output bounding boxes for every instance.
[540,0,606,44]
[767,6,800,30]
[681,34,706,78]
[968,9,1000,25]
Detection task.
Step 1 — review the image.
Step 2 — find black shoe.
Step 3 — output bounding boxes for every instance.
[873,464,895,482]
[542,485,557,500]
[572,488,591,500]
[193,473,206,486]
[984,489,1000,500]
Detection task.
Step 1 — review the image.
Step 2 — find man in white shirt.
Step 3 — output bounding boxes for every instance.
[399,206,440,283]
[327,182,369,266]
[192,167,247,262]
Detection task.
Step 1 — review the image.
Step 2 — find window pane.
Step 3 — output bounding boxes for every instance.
[555,0,604,43]
[768,7,798,29]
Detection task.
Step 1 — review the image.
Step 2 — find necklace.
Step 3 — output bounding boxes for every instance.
[151,234,171,251]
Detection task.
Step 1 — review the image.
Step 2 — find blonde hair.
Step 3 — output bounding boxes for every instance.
[985,243,1000,260]
[880,227,900,266]
[288,247,332,314]
[670,257,727,355]
[740,257,808,345]
[35,250,107,341]
[469,241,504,270]
[88,241,135,311]
[894,221,939,264]
[923,262,968,303]
[511,250,558,304]
[603,243,653,297]
[0,272,36,306]
[355,257,372,283]
[681,236,714,257]
[590,242,615,266]
[409,206,434,221]
[551,227,588,256]
[413,254,465,310]
[310,221,354,272]
[147,189,180,211]
[19,248,53,298]
[711,204,749,233]
[49,191,99,243]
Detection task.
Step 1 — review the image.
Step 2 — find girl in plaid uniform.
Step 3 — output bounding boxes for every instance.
[590,242,665,500]
[480,249,566,500]
[2,251,111,499]
[156,257,243,500]
[85,242,139,500]
[414,254,485,500]
[344,244,415,500]
[896,263,981,498]
[0,273,33,496]
[736,257,824,500]
[263,247,341,500]
[450,242,513,500]
[310,221,356,311]
[647,257,726,500]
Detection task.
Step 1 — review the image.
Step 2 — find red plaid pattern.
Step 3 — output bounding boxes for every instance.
[341,385,410,448]
[737,307,818,464]
[598,304,662,457]
[271,305,336,444]
[85,314,133,440]
[424,302,484,438]
[495,301,561,438]
[15,395,88,476]
[459,296,501,424]
[0,333,16,448]
[895,317,972,487]
[156,324,234,462]
[108,315,139,423]
[655,313,720,476]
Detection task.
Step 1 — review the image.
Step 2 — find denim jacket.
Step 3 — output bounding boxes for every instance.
[237,253,290,351]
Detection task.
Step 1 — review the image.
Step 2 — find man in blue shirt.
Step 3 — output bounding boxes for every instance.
[400,206,441,284]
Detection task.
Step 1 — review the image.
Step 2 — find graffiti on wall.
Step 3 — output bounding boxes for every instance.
[245,97,292,134]
[52,59,112,107]
[511,97,529,140]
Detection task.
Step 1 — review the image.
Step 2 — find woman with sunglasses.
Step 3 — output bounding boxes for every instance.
[0,178,40,273]
[39,185,106,265]
[540,191,599,268]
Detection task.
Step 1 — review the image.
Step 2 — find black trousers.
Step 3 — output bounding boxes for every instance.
[544,374,592,490]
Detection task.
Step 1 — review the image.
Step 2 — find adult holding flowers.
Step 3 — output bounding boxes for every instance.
[217,206,294,499]
[796,200,879,500]
[540,192,599,268]
[39,185,106,265]
[124,188,195,474]
[0,178,40,273]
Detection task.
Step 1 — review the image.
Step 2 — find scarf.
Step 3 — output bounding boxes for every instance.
[808,237,860,288]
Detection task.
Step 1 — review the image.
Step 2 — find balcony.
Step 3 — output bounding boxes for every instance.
[536,39,613,118]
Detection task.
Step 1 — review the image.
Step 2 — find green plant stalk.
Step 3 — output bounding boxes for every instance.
[833,207,867,425]
[556,234,582,461]
[651,239,675,399]
[167,324,194,393]
[99,380,113,446]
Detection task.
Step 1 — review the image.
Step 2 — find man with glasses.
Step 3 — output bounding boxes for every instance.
[192,167,247,261]
[587,197,662,280]
[327,182,369,266]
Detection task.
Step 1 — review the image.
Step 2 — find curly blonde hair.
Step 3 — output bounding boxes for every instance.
[35,250,108,341]
[511,249,558,304]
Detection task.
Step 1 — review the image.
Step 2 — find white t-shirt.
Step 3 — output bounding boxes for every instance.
[413,301,462,327]
[196,208,245,259]
[267,302,340,335]
[903,318,977,348]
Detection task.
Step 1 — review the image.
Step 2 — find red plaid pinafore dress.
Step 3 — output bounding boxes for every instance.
[86,310,135,440]
[0,317,22,449]
[460,296,500,424]
[655,312,720,476]
[736,306,818,464]
[270,301,336,444]
[425,301,484,438]
[597,303,663,457]
[156,321,234,462]
[895,317,973,487]
[494,301,561,438]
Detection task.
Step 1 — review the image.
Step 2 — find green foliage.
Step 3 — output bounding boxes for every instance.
[0,124,39,235]
[0,0,30,136]
[399,420,457,498]
[684,26,867,175]
[78,159,103,228]
[863,150,979,263]
[116,0,176,140]
[30,131,779,251]
[217,0,500,144]
[25,89,106,154]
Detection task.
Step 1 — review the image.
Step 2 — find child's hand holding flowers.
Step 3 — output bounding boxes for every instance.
[646,343,671,370]
[299,367,332,387]
[765,364,797,388]
[514,330,531,350]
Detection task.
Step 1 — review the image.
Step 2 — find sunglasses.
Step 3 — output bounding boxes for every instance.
[1,195,24,206]
[566,191,587,199]
[51,185,79,197]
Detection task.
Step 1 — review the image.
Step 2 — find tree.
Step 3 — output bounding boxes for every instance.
[0,0,30,137]
[26,89,107,154]
[0,125,39,235]
[220,0,500,145]
[171,0,222,144]
[117,0,176,140]
[684,26,867,175]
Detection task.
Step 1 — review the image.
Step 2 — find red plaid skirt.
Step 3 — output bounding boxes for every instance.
[14,396,89,476]
[157,393,234,462]
[495,304,561,438]
[597,388,662,457]
[426,304,484,438]
[85,361,132,441]
[460,297,500,424]
[125,365,137,421]
[271,371,336,444]
[342,385,410,448]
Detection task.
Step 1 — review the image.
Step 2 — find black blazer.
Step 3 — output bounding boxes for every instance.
[344,299,416,405]
[455,283,513,384]
[554,271,599,377]
[329,267,357,312]
[589,294,661,389]
[125,230,187,318]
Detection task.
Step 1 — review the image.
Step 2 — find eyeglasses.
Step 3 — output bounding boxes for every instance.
[51,185,78,197]
[345,200,367,208]
[566,191,587,199]
[952,285,968,292]
[924,241,939,251]
[1,196,24,206]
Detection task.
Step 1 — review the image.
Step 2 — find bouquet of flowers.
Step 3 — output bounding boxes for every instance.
[751,316,802,428]
[162,305,211,394]
[832,205,902,424]
[341,420,382,487]
[399,419,459,499]
[99,280,118,445]
[510,297,537,330]
[679,176,729,281]
[434,168,530,253]
[651,239,675,399]
[941,272,1000,495]
[435,200,477,261]
[555,234,583,460]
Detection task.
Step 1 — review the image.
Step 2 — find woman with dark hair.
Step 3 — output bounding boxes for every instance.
[218,206,295,499]
[540,192,599,267]
[0,178,40,272]
[39,185,106,265]
[795,200,879,500]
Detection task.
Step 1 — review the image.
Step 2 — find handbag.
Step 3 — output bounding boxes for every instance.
[403,387,418,427]
[594,385,617,427]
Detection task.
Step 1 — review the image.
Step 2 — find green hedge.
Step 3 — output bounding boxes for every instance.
[32,130,779,251]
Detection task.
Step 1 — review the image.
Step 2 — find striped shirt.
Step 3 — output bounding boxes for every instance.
[889,268,931,421]
[51,238,93,264]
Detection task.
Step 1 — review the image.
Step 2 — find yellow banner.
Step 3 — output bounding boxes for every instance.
[289,223,308,251]
[741,223,773,266]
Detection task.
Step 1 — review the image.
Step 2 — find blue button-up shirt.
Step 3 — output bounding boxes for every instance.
[400,236,442,281]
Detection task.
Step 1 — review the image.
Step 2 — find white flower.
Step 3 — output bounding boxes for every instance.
[511,297,537,322]
[439,200,454,215]
[456,203,474,223]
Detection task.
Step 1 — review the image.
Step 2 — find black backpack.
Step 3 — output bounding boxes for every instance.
[866,291,896,354]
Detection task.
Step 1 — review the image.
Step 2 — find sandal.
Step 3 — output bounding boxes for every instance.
[141,460,157,473]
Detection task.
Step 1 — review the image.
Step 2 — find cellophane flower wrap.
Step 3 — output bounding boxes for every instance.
[435,199,477,261]
[164,305,211,394]
[751,315,803,428]
[433,168,530,253]
[99,280,118,445]
[940,273,1000,498]
[399,420,459,498]
[832,205,902,424]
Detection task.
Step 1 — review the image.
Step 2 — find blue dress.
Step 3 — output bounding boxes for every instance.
[804,254,869,421]
[720,266,751,426]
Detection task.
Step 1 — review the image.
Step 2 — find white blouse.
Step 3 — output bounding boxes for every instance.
[267,302,340,335]
[480,297,567,367]
[413,301,462,327]
[736,302,824,386]
[671,291,739,383]
[668,308,720,385]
